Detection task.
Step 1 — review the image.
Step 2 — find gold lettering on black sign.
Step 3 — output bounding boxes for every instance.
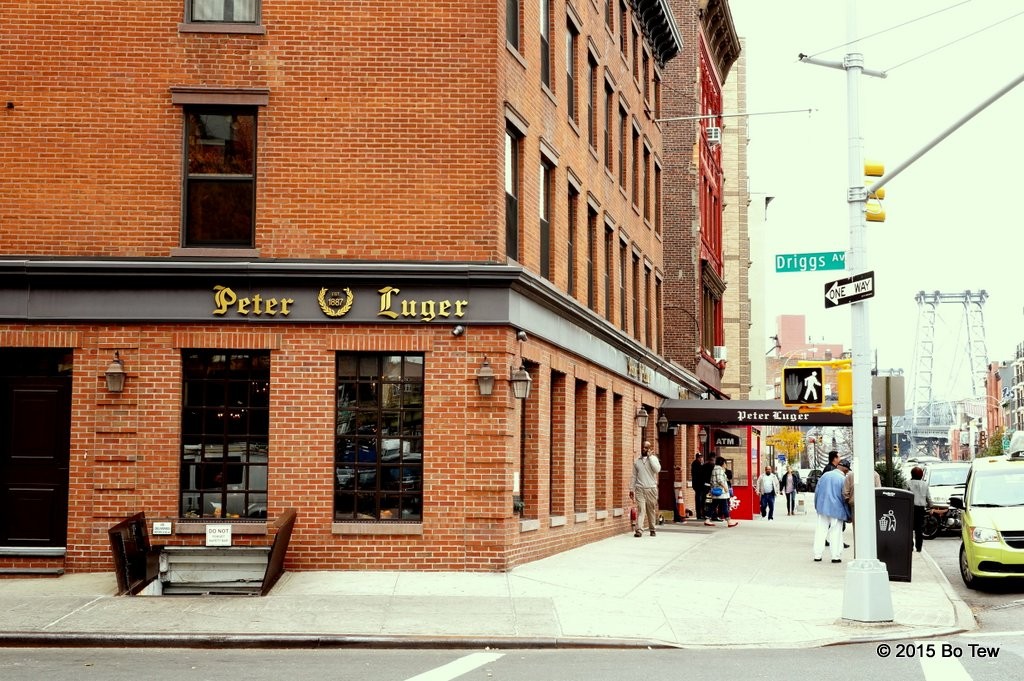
[212,286,293,316]
[377,286,468,322]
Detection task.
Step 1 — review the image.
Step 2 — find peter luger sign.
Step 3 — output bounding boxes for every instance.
[212,285,469,322]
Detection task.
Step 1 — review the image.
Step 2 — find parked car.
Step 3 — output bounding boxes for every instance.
[804,469,822,493]
[950,438,1024,589]
[923,462,970,506]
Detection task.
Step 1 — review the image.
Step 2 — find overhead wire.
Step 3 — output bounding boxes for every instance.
[802,0,973,59]
[882,9,1024,73]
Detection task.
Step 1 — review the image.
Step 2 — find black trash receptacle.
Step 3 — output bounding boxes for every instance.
[875,487,914,582]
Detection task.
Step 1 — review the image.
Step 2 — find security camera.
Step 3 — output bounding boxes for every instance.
[516,330,528,342]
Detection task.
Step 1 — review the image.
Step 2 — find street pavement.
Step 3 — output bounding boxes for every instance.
[0,494,974,649]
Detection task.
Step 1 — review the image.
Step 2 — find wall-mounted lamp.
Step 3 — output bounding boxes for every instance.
[509,364,532,400]
[476,357,495,396]
[635,406,649,428]
[104,351,126,393]
[698,427,708,446]
[452,325,465,336]
[657,413,669,433]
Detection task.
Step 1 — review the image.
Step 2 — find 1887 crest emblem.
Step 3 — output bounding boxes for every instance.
[317,287,354,317]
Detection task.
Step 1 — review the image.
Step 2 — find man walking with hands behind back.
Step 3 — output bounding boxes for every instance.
[630,441,661,537]
[757,465,782,520]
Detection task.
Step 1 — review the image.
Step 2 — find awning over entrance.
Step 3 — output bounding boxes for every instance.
[659,400,853,427]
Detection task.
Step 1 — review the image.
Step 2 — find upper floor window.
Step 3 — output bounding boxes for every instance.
[539,160,553,279]
[539,0,552,88]
[619,1,628,56]
[505,126,522,260]
[587,53,598,150]
[506,0,521,51]
[565,22,578,124]
[188,0,258,23]
[184,107,256,248]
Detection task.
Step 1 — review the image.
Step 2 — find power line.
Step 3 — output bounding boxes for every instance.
[804,0,972,59]
[883,9,1024,74]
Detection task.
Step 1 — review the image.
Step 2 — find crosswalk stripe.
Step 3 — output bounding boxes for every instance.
[404,652,506,681]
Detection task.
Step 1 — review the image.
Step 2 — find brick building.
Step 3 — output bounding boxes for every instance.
[0,1,711,574]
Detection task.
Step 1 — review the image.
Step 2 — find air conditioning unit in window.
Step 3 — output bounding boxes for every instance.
[713,345,727,361]
[706,126,722,146]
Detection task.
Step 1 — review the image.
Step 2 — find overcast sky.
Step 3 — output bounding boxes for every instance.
[729,0,1023,403]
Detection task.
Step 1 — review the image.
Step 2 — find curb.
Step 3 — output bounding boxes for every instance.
[919,546,978,635]
[0,632,676,650]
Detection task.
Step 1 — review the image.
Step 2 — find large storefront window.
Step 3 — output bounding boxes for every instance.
[335,354,424,521]
[180,350,269,519]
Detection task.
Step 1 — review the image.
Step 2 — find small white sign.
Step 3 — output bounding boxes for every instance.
[152,521,172,536]
[205,524,233,547]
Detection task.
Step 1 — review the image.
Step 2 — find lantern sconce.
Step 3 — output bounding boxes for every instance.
[509,363,532,400]
[104,351,126,393]
[508,329,531,400]
[476,357,495,396]
[635,406,649,428]
[657,413,669,433]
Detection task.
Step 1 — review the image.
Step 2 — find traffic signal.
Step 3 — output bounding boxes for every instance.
[782,366,825,407]
[865,160,885,222]
[837,368,852,406]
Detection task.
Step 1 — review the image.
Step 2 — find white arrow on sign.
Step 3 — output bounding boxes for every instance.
[824,271,875,308]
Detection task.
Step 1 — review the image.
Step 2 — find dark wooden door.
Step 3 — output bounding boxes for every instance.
[657,432,676,514]
[0,376,72,547]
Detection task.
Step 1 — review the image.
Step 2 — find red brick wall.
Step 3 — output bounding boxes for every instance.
[0,1,682,573]
[0,2,504,262]
[1,323,662,572]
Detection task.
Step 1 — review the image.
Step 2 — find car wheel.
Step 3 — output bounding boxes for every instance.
[959,543,985,590]
[922,514,939,540]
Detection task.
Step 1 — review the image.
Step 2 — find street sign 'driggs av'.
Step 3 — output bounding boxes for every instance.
[824,270,875,308]
[775,250,846,273]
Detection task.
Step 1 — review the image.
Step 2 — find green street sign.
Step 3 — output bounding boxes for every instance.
[775,251,846,273]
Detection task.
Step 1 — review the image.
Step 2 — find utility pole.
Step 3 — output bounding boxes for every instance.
[801,0,894,622]
[801,0,1024,623]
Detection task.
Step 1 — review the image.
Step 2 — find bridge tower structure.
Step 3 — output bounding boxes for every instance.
[909,290,989,453]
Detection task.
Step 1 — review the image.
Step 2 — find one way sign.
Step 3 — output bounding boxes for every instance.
[824,270,875,308]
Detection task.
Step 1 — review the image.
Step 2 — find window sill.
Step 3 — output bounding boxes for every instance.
[612,507,624,518]
[332,522,423,536]
[174,520,268,535]
[595,509,609,520]
[506,43,527,69]
[541,83,557,107]
[171,247,260,258]
[519,518,540,533]
[178,23,266,35]
[574,512,588,523]
[549,515,567,528]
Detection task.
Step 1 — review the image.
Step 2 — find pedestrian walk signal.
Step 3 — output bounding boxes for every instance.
[782,366,825,406]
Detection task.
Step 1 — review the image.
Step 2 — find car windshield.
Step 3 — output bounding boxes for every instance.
[928,465,969,486]
[969,468,1024,507]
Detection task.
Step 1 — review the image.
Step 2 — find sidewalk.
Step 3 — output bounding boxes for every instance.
[0,497,975,649]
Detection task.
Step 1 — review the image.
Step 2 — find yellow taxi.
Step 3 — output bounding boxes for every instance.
[951,433,1024,589]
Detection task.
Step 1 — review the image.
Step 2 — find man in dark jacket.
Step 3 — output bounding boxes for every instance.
[822,450,839,475]
[690,454,706,519]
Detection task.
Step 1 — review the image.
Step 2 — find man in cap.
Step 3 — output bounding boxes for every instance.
[813,458,850,563]
[842,458,881,522]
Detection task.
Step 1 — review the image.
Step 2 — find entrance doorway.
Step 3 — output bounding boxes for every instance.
[0,349,72,547]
